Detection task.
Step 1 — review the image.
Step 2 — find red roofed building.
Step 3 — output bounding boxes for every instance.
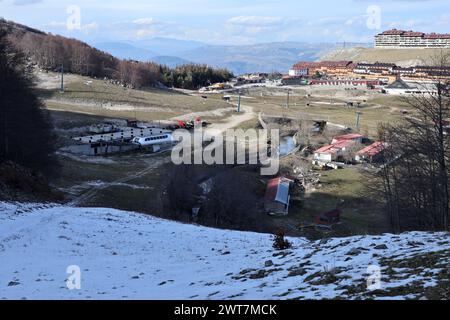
[376,29,450,48]
[331,133,364,144]
[264,177,294,216]
[289,62,317,77]
[289,61,353,77]
[355,141,388,163]
[315,209,341,228]
[313,139,357,163]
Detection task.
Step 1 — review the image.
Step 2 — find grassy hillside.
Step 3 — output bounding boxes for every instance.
[37,71,232,121]
[320,47,450,66]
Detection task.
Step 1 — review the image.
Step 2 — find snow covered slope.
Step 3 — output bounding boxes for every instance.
[0,202,449,300]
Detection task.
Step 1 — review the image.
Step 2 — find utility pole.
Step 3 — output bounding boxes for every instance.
[60,63,64,93]
[286,89,290,108]
[355,112,362,131]
[237,91,241,113]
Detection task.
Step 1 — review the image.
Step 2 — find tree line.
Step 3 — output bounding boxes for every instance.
[0,30,57,175]
[2,18,233,90]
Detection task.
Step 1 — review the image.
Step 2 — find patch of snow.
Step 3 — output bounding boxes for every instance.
[0,202,448,300]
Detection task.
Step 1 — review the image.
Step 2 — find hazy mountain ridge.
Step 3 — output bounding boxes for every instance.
[1,16,370,75]
[91,38,370,74]
[150,55,192,68]
[93,42,158,61]
[177,42,370,74]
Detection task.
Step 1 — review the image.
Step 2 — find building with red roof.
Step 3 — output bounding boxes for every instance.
[264,177,294,216]
[312,133,365,166]
[289,61,354,77]
[355,141,388,163]
[315,209,341,228]
[375,29,450,48]
[313,139,358,163]
[331,133,364,145]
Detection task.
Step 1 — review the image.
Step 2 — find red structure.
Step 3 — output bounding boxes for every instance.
[315,209,342,227]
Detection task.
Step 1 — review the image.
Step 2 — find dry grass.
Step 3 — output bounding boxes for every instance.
[39,73,231,121]
[241,87,417,137]
[321,47,450,66]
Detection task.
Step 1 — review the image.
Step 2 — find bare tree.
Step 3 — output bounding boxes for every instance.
[372,52,450,232]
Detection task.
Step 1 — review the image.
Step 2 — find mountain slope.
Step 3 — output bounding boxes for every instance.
[0,202,448,300]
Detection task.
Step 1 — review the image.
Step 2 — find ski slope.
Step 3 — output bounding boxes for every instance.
[0,202,449,300]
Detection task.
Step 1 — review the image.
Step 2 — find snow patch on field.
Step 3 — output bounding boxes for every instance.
[0,202,448,300]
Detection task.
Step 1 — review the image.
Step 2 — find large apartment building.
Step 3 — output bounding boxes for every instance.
[289,61,354,77]
[375,29,450,48]
[288,60,450,84]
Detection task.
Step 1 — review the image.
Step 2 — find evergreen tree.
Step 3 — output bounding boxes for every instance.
[0,30,57,174]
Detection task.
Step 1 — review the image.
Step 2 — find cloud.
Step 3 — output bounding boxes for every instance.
[132,18,160,25]
[227,16,283,27]
[44,20,99,34]
[13,0,42,5]
[355,0,435,2]
[80,22,99,32]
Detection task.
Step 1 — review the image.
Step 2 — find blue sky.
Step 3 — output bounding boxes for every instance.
[1,0,450,45]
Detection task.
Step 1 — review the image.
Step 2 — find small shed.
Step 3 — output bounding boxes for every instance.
[126,119,138,128]
[315,209,342,228]
[264,177,293,216]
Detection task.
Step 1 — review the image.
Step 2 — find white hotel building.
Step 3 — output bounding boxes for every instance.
[375,29,450,48]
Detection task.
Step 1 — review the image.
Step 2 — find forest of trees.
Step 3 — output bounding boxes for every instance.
[1,19,233,90]
[0,30,57,175]
[161,64,233,90]
[368,54,450,232]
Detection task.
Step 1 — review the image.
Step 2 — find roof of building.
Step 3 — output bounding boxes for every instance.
[292,62,319,69]
[379,29,405,35]
[315,139,356,154]
[333,133,364,141]
[356,62,397,68]
[424,33,450,39]
[319,61,353,68]
[292,61,353,70]
[386,78,414,89]
[356,141,387,157]
[378,29,450,39]
[416,66,450,71]
[403,31,425,37]
[265,177,293,205]
[315,209,342,226]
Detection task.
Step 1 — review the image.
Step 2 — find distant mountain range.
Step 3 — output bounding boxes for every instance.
[92,38,202,68]
[177,42,371,74]
[1,17,370,75]
[92,38,371,75]
[93,42,158,62]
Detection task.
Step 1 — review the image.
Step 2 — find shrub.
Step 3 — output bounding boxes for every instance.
[272,228,292,250]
